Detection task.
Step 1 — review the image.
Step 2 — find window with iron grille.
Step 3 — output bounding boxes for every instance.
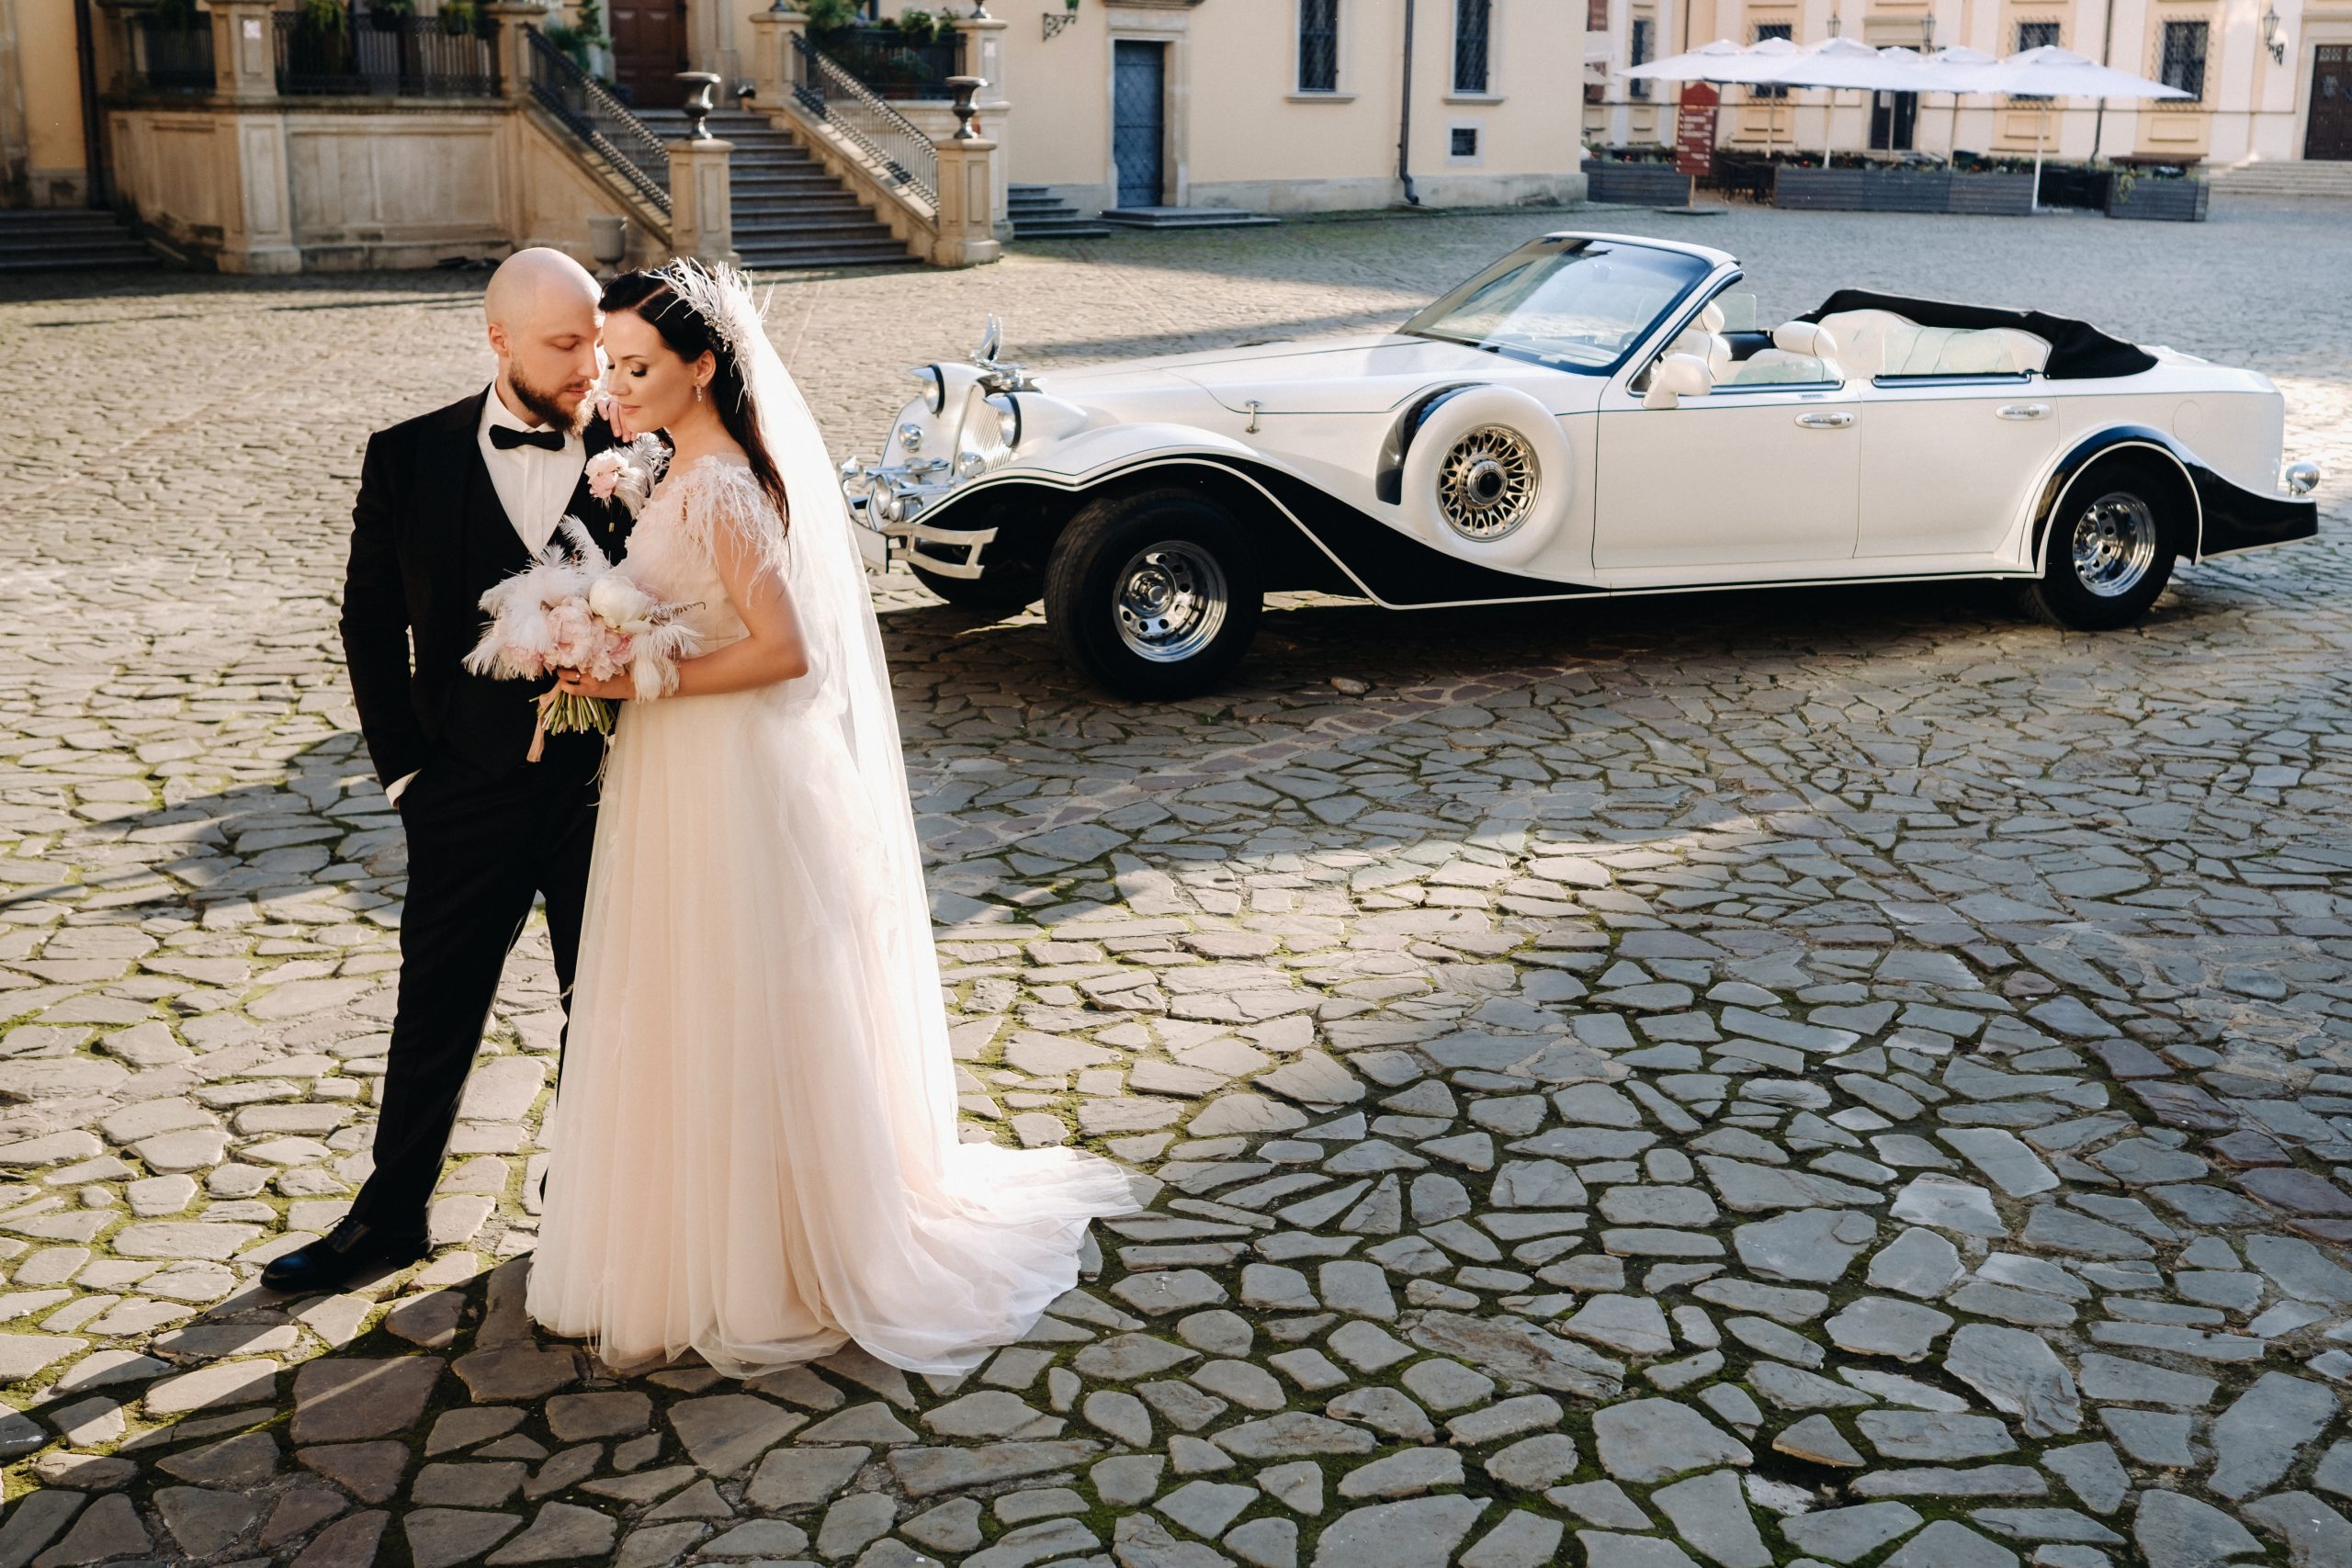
[1630,17,1654,101]
[1299,0,1340,93]
[2160,19,2208,101]
[1752,22,1791,99]
[2013,21,2062,98]
[1455,0,1493,94]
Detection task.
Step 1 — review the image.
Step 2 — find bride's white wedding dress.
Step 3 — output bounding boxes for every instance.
[525,445,1142,1377]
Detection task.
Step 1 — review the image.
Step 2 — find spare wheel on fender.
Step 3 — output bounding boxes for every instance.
[1399,384,1574,570]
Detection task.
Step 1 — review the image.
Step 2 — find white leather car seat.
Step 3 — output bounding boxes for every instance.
[1666,299,1734,381]
[1723,321,1842,386]
[1816,308,2051,378]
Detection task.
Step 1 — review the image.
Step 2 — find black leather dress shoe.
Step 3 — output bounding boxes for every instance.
[261,1216,431,1294]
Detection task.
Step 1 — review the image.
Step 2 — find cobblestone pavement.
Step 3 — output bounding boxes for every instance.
[2,198,2350,1568]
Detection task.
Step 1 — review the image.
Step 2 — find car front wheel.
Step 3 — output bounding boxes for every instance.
[1044,488,1263,699]
[2018,459,2179,631]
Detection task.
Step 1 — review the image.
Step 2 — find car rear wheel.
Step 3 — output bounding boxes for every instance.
[1044,488,1263,699]
[2018,458,2179,631]
[909,558,1043,616]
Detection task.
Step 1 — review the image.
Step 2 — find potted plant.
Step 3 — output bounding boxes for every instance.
[368,0,412,32]
[439,0,481,36]
[2107,164,2208,222]
[573,0,615,80]
[297,0,349,36]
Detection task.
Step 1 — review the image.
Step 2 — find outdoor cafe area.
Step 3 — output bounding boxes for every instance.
[1582,39,2211,222]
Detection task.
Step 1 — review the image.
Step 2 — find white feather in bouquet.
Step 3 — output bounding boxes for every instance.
[465,517,699,759]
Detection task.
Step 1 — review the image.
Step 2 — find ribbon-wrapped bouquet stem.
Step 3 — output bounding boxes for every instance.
[464,436,696,760]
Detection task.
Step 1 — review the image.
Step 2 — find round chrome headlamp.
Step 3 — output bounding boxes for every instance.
[987,393,1022,450]
[2285,461,2320,498]
[896,422,927,455]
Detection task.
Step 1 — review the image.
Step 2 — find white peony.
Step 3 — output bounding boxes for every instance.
[587,571,658,634]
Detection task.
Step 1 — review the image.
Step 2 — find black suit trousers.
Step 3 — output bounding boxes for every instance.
[346,739,602,1235]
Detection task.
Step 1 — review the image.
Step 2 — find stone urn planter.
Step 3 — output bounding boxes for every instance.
[2107,176,2208,222]
[1582,161,1692,207]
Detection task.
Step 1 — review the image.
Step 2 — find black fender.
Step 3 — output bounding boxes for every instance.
[912,454,1609,607]
[1374,384,1486,505]
[2030,424,2316,569]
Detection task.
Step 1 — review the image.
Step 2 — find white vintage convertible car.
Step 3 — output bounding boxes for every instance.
[842,231,2319,698]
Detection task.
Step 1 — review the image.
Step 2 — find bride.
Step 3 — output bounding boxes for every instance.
[525,260,1142,1376]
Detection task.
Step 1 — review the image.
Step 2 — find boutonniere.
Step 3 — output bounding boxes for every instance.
[584,434,667,517]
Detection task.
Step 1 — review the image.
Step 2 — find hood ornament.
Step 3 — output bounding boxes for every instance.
[971,312,1039,394]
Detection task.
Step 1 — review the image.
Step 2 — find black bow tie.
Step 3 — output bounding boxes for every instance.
[490,425,567,453]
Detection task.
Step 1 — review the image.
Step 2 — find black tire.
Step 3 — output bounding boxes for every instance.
[1043,488,1263,699]
[2018,457,2179,631]
[908,558,1043,616]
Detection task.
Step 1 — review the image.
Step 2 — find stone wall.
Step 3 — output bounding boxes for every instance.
[107,98,666,274]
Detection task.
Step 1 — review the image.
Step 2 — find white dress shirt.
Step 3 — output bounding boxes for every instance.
[478,385,587,557]
[387,386,586,808]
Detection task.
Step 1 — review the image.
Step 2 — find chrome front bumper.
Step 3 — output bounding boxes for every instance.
[842,460,1000,581]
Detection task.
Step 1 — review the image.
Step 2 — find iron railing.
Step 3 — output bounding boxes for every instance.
[526,24,671,213]
[130,17,216,94]
[273,11,499,97]
[807,24,962,97]
[790,32,938,208]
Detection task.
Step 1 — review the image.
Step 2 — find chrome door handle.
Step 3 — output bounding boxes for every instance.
[1997,402,2052,421]
[1795,412,1855,428]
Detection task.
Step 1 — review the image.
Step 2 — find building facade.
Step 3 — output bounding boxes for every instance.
[695,0,1589,215]
[2,0,102,205]
[1583,0,2352,166]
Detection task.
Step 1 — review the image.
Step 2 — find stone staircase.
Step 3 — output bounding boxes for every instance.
[2205,160,2352,201]
[1008,184,1111,240]
[632,109,916,270]
[0,208,159,273]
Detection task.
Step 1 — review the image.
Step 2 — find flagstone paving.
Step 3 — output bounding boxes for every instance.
[1,199,2349,1567]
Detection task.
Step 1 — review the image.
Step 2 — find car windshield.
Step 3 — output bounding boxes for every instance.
[1399,239,1712,373]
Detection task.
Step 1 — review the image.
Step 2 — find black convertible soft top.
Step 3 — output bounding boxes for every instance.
[1793,288,2159,380]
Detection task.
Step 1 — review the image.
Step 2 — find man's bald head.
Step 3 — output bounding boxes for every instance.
[484,247,604,430]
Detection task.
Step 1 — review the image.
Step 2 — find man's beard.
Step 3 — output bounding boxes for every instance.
[508,364,588,433]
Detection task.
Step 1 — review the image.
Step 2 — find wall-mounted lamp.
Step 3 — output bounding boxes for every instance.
[1827,6,1842,39]
[1919,13,1935,51]
[2261,3,2285,65]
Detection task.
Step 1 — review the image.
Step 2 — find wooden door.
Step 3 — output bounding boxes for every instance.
[1113,40,1166,209]
[2311,46,2352,161]
[610,0,688,107]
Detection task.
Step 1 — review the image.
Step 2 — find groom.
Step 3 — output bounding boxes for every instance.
[266,249,634,1294]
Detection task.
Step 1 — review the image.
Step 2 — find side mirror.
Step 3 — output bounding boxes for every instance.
[1643,353,1714,411]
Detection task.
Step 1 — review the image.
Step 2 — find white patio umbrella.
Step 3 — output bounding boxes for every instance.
[1918,46,2001,159]
[1789,37,1905,158]
[1981,46,2190,210]
[1624,37,1812,154]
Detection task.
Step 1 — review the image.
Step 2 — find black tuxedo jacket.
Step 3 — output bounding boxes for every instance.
[340,389,636,788]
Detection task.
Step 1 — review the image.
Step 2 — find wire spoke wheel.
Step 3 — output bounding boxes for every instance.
[1437,425,1540,541]
[1112,539,1228,664]
[2070,491,2160,598]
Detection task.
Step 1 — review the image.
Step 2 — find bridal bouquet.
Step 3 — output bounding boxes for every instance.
[464,516,698,761]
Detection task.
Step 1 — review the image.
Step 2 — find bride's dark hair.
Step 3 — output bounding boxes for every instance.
[600,266,790,523]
